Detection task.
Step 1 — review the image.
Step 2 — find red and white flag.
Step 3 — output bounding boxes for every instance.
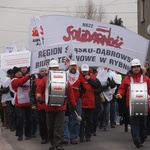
[64,41,77,70]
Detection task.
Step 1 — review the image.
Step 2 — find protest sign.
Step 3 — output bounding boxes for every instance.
[1,51,31,69]
[29,15,150,74]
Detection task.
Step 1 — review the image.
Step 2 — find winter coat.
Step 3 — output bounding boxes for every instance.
[117,73,150,107]
[11,76,30,107]
[70,73,83,101]
[30,74,45,110]
[36,76,76,112]
[80,73,99,108]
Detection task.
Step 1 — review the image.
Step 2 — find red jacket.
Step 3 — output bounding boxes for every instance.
[117,73,150,107]
[80,73,98,108]
[36,76,76,112]
[11,76,30,107]
[35,77,45,110]
[71,74,82,101]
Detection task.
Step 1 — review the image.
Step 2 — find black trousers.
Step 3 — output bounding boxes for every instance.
[47,111,65,147]
[38,110,48,140]
[6,101,15,130]
[15,106,31,138]
[79,108,94,139]
[130,116,147,144]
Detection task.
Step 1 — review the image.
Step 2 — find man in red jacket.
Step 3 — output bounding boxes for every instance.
[36,60,76,150]
[116,58,150,148]
[79,64,99,142]
[10,66,31,141]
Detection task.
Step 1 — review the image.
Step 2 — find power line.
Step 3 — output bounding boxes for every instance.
[105,1,137,6]
[0,9,137,15]
[0,29,28,33]
[0,38,27,48]
[0,1,137,10]
[105,0,119,6]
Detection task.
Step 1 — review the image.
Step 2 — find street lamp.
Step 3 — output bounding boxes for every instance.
[147,24,150,34]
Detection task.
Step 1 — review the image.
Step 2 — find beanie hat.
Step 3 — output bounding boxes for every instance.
[13,67,21,75]
[7,69,14,75]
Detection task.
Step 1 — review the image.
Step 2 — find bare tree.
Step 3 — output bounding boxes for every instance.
[75,0,105,22]
[110,15,125,27]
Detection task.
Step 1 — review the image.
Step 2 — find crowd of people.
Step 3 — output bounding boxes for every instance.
[0,58,150,150]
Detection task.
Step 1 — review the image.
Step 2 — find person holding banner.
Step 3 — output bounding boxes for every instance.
[79,64,99,142]
[10,67,31,141]
[63,61,82,145]
[36,59,76,150]
[116,58,150,148]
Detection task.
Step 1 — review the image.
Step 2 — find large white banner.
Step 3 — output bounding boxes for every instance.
[29,15,150,74]
[1,51,31,69]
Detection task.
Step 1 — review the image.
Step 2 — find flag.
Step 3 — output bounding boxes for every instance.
[33,16,44,49]
[64,41,77,70]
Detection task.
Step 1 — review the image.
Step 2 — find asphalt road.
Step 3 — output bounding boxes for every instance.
[0,123,150,150]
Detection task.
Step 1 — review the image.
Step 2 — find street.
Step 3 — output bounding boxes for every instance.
[0,123,150,150]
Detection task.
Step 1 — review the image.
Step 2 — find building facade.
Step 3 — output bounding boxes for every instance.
[138,0,150,61]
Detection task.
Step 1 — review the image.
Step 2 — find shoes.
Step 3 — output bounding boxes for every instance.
[25,137,31,140]
[70,139,78,144]
[17,136,23,141]
[99,125,102,129]
[49,145,56,150]
[41,139,48,144]
[111,124,116,128]
[134,139,143,148]
[57,146,64,150]
[93,132,97,136]
[79,137,85,142]
[86,138,91,142]
[63,139,68,145]
[124,127,128,132]
[119,117,124,125]
[103,127,108,131]
[10,129,15,131]
[31,134,36,138]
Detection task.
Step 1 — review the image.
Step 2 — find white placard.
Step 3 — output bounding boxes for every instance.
[1,51,31,69]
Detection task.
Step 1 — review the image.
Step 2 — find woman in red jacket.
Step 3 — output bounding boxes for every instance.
[36,60,76,150]
[10,67,31,141]
[116,58,150,148]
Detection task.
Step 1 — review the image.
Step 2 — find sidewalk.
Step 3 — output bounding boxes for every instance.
[0,126,13,150]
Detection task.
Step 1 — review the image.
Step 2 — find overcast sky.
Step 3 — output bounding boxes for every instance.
[0,0,137,52]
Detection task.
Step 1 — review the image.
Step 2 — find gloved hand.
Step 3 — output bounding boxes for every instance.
[29,74,36,80]
[107,78,116,89]
[116,94,122,99]
[72,107,77,112]
[38,99,45,104]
